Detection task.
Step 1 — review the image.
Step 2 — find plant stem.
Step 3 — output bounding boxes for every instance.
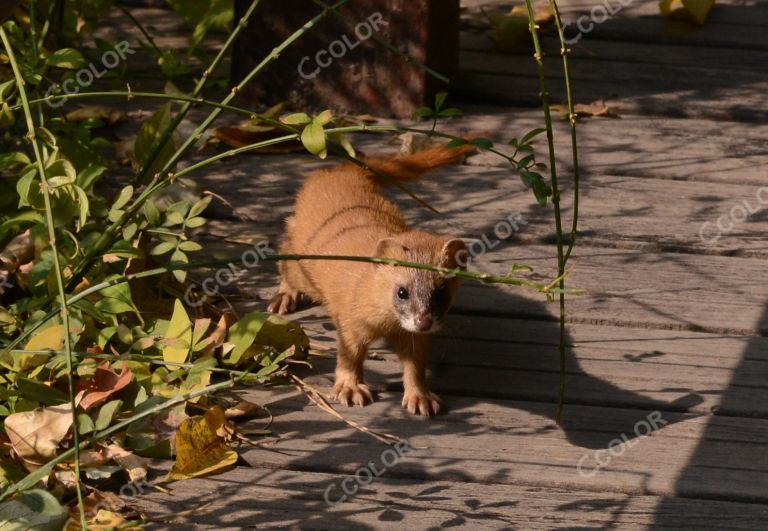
[548,0,580,264]
[522,0,568,423]
[133,0,264,185]
[68,0,352,292]
[117,5,163,59]
[3,252,583,357]
[0,26,87,528]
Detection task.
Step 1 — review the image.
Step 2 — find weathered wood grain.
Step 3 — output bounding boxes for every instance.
[134,464,768,529]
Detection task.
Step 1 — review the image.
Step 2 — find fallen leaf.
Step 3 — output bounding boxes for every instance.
[77,361,132,411]
[166,405,237,481]
[224,400,262,420]
[65,105,125,124]
[660,0,715,25]
[550,101,620,119]
[5,404,73,463]
[101,443,149,482]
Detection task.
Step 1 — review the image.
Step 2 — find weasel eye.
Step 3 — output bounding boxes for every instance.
[397,287,409,300]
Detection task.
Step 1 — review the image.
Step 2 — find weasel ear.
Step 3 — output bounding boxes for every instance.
[374,238,407,260]
[440,238,468,270]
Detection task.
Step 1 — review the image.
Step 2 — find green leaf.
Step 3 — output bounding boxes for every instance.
[281,113,312,125]
[0,489,67,530]
[15,168,38,208]
[188,195,212,218]
[46,48,86,69]
[122,222,138,241]
[314,109,333,126]
[471,137,494,149]
[76,164,106,191]
[520,127,546,144]
[411,106,434,119]
[446,138,469,148]
[185,216,206,228]
[113,185,134,210]
[163,299,193,365]
[134,103,175,180]
[77,412,94,435]
[94,275,139,316]
[170,249,188,283]
[437,107,462,118]
[73,185,89,229]
[434,92,448,112]
[94,399,122,431]
[16,379,68,406]
[144,200,161,226]
[150,241,176,256]
[178,240,202,252]
[226,312,309,366]
[300,121,327,159]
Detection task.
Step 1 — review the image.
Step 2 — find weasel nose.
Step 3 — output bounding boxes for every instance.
[415,315,433,332]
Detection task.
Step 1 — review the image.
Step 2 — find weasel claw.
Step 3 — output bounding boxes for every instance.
[332,381,374,407]
[402,390,441,416]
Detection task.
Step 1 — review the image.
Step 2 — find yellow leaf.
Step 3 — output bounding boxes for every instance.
[166,406,237,481]
[659,0,715,24]
[5,404,73,463]
[162,299,192,365]
[682,0,715,24]
[20,324,65,370]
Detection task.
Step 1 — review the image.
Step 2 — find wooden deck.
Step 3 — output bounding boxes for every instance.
[130,1,768,528]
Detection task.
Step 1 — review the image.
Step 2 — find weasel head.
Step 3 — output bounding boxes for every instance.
[374,232,467,334]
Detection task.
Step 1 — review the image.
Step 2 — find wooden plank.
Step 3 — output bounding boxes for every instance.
[455,67,768,123]
[134,464,768,529]
[162,388,768,503]
[461,0,768,49]
[460,30,768,72]
[265,311,765,416]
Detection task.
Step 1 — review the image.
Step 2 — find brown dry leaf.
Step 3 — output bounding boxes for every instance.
[82,488,126,516]
[550,101,620,119]
[198,313,235,357]
[101,443,149,482]
[65,105,125,124]
[77,361,132,411]
[5,404,73,464]
[212,122,303,153]
[224,400,262,420]
[166,405,237,482]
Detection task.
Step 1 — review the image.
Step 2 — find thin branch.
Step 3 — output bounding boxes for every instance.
[0,26,86,528]
[522,0,569,423]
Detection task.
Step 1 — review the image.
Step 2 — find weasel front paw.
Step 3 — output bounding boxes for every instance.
[332,380,374,407]
[268,290,302,314]
[402,390,441,416]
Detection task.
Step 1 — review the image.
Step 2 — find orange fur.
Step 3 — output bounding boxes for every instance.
[268,144,472,415]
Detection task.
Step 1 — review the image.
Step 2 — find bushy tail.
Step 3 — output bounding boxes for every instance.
[360,143,475,184]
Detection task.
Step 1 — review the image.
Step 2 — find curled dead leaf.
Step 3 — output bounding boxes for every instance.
[77,361,132,411]
[166,405,237,482]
